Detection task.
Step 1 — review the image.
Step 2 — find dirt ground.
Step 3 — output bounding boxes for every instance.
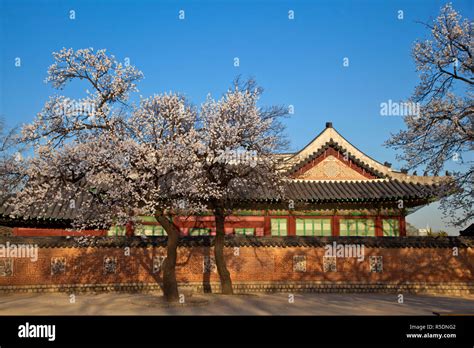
[0,292,473,315]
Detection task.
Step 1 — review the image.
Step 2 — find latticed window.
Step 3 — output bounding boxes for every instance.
[135,225,166,236]
[234,228,255,236]
[189,228,211,236]
[339,219,375,236]
[108,226,126,236]
[323,256,337,272]
[271,218,288,236]
[0,258,13,277]
[296,218,331,236]
[369,256,383,272]
[51,257,66,275]
[103,256,117,274]
[152,255,166,273]
[293,255,307,272]
[382,219,400,237]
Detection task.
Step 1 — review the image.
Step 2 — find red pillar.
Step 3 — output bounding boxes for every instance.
[288,215,296,236]
[375,216,383,237]
[332,216,340,236]
[125,221,135,237]
[264,216,271,236]
[399,216,406,236]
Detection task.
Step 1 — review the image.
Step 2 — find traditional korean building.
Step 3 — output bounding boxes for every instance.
[0,122,448,237]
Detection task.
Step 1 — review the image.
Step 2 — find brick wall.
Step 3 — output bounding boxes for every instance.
[0,244,472,295]
[0,226,12,236]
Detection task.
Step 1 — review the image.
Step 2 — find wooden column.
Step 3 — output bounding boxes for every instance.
[375,216,383,237]
[125,221,134,237]
[399,216,406,236]
[288,215,296,236]
[263,216,271,236]
[332,216,340,236]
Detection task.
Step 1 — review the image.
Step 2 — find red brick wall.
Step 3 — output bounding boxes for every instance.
[0,246,472,287]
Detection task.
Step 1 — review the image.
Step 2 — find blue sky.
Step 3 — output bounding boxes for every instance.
[0,0,472,234]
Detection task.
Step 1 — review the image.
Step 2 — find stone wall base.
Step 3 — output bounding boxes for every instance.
[0,281,472,296]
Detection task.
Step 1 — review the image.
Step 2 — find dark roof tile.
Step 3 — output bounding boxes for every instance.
[1,179,444,224]
[0,235,471,249]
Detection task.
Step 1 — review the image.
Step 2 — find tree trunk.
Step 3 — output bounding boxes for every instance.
[155,213,180,302]
[214,208,233,294]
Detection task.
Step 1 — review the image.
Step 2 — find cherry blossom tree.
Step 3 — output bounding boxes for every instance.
[12,48,206,302]
[386,4,473,227]
[22,47,143,147]
[15,47,145,228]
[121,94,207,301]
[14,94,204,302]
[196,78,288,294]
[11,47,289,300]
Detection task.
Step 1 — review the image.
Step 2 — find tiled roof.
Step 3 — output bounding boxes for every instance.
[0,190,96,223]
[0,178,443,224]
[0,235,472,248]
[244,179,443,203]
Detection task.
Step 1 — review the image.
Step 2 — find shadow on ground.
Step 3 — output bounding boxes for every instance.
[0,292,473,315]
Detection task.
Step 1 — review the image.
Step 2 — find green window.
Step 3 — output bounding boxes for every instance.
[108,224,166,236]
[135,225,166,236]
[339,219,375,236]
[234,228,255,236]
[108,226,126,236]
[382,219,400,237]
[271,218,288,236]
[189,228,211,236]
[296,219,332,236]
